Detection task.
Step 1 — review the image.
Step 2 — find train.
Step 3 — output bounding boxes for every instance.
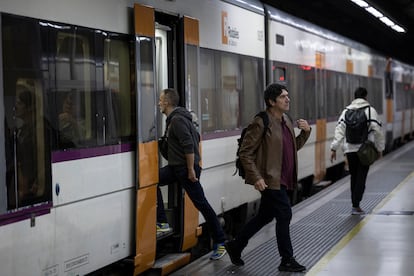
[0,0,413,275]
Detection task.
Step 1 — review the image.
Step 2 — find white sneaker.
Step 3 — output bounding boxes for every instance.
[352,207,365,215]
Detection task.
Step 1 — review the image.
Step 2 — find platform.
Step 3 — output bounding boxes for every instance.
[171,141,414,276]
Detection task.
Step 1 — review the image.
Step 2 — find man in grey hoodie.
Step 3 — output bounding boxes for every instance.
[330,87,385,215]
[156,88,227,260]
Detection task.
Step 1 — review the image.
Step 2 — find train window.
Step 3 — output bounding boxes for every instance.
[220,54,240,130]
[0,15,54,218]
[1,15,52,215]
[54,30,97,148]
[200,49,216,132]
[137,37,156,142]
[275,62,316,121]
[411,89,414,110]
[7,81,53,209]
[186,45,199,117]
[395,82,407,111]
[326,71,349,118]
[50,27,135,148]
[239,57,264,126]
[1,14,135,222]
[103,38,135,143]
[200,48,263,135]
[366,77,383,114]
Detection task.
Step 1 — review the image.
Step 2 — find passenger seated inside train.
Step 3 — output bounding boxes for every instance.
[58,92,83,148]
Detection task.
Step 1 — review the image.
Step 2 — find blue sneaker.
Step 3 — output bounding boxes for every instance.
[210,242,227,260]
[156,222,171,233]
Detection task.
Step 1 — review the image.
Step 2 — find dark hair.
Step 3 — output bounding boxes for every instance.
[354,87,368,99]
[264,83,288,107]
[162,88,180,107]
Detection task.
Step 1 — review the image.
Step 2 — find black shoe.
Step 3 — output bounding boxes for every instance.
[278,257,306,272]
[224,240,244,266]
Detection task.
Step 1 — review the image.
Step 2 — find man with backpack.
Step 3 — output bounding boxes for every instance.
[156,88,227,260]
[225,83,311,272]
[330,87,385,215]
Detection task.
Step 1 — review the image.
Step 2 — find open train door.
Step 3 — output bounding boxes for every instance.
[133,4,159,276]
[133,4,201,275]
[177,15,202,254]
[384,58,394,152]
[314,52,328,186]
[151,12,202,275]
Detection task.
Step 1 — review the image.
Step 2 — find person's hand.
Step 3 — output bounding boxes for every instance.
[188,167,198,182]
[330,150,336,163]
[296,119,311,132]
[254,178,268,191]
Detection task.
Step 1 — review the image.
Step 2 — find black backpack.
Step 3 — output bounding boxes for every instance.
[234,111,269,179]
[344,106,371,144]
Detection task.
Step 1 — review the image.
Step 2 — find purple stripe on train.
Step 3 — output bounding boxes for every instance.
[52,143,134,163]
[0,202,52,227]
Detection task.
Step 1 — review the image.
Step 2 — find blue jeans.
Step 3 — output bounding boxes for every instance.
[346,152,369,208]
[235,186,294,259]
[157,165,226,244]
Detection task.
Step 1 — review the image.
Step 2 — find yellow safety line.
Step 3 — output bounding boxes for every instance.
[306,171,414,276]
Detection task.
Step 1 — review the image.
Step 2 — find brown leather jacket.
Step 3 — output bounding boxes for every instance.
[239,112,311,190]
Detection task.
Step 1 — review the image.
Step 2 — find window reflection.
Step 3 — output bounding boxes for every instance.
[274,62,316,121]
[55,31,95,148]
[5,81,52,210]
[103,39,134,142]
[14,89,39,206]
[1,15,53,214]
[138,39,155,142]
[200,48,263,134]
[1,14,134,220]
[272,61,384,121]
[58,92,85,147]
[53,29,134,149]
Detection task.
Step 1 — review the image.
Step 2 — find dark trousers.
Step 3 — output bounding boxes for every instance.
[156,165,226,244]
[346,152,370,208]
[235,186,293,259]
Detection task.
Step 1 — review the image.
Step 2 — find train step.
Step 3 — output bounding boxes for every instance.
[152,253,191,275]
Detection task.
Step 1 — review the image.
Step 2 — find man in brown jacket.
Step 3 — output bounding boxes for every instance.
[225,83,311,272]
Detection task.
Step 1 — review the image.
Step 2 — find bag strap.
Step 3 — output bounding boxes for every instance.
[162,122,169,138]
[255,111,269,139]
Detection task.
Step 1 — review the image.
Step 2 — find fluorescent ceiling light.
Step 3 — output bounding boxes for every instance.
[380,17,395,26]
[366,7,383,18]
[392,25,405,33]
[349,0,406,33]
[351,0,368,8]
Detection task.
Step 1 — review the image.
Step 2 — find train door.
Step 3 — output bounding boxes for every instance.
[384,58,394,152]
[314,52,327,184]
[133,4,201,275]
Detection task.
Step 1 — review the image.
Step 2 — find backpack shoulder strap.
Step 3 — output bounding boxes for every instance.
[256,111,269,126]
[365,105,371,120]
[255,111,269,138]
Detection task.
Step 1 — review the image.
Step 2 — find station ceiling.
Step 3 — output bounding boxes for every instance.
[261,0,414,65]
